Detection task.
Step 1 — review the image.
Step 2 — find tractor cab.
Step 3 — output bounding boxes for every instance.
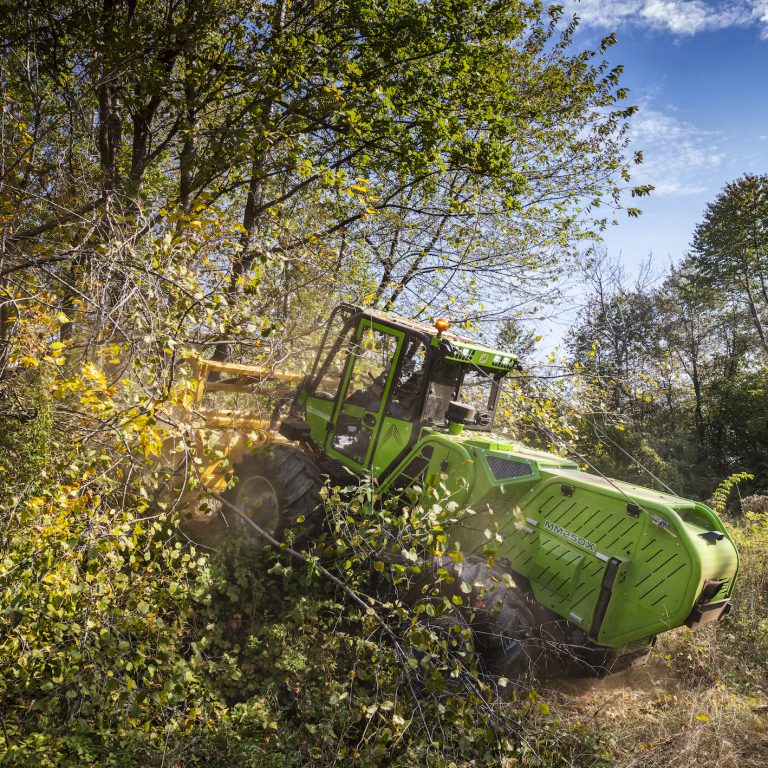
[283,304,518,478]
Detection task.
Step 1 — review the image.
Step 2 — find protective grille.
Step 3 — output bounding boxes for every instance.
[487,456,534,481]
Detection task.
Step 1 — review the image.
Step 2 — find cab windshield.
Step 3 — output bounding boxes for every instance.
[423,358,501,430]
[457,368,498,415]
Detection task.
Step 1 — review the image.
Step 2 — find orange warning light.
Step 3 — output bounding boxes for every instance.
[434,318,451,334]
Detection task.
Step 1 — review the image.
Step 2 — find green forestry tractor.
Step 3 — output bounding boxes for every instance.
[192,304,739,677]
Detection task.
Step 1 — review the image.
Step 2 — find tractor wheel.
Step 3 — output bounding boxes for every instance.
[224,444,323,548]
[437,555,544,680]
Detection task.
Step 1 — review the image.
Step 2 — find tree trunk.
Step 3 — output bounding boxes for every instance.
[691,357,705,453]
[126,97,160,203]
[211,0,287,363]
[97,82,121,195]
[743,275,768,355]
[97,0,121,195]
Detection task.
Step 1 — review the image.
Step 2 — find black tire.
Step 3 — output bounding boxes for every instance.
[435,554,544,680]
[224,444,323,548]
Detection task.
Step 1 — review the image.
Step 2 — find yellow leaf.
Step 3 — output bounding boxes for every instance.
[82,361,107,388]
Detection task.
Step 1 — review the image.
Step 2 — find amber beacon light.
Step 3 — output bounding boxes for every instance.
[434,318,450,335]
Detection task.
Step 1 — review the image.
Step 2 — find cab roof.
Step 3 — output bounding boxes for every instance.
[348,305,518,372]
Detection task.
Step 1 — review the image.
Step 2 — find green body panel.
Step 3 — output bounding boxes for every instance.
[382,431,739,651]
[507,469,737,648]
[297,305,739,658]
[305,396,334,447]
[443,342,518,372]
[371,416,414,475]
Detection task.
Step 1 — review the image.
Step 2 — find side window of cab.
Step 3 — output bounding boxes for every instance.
[387,337,428,421]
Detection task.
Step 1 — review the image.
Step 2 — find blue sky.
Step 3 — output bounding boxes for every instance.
[566,0,768,272]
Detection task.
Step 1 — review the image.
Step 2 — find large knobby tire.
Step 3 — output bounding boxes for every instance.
[433,554,545,680]
[224,444,323,548]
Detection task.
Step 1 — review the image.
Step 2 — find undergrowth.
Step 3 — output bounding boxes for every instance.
[3,380,766,766]
[0,440,612,767]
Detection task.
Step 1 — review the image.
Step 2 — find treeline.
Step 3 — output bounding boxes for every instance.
[0,0,644,379]
[563,174,768,502]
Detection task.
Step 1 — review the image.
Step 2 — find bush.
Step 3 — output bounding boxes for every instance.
[0,466,614,766]
[0,370,52,501]
[741,495,768,515]
[184,528,614,768]
[0,493,221,765]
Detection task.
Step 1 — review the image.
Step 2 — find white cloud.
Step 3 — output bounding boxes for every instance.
[562,0,641,28]
[564,0,768,38]
[753,0,768,36]
[641,1,745,34]
[629,108,724,196]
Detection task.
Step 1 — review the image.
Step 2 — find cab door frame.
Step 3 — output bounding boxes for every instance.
[324,318,405,472]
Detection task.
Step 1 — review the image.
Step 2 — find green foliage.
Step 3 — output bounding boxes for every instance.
[0,353,225,765]
[0,0,640,356]
[0,371,52,501]
[0,462,616,766]
[186,478,616,767]
[0,477,220,764]
[715,512,768,693]
[564,239,768,501]
[691,174,768,356]
[710,472,756,515]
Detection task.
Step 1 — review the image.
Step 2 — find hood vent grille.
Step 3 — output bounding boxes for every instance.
[487,456,535,481]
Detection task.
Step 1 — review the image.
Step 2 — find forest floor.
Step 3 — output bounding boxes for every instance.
[543,639,768,768]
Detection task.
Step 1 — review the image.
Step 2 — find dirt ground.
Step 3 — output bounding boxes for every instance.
[543,658,768,768]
